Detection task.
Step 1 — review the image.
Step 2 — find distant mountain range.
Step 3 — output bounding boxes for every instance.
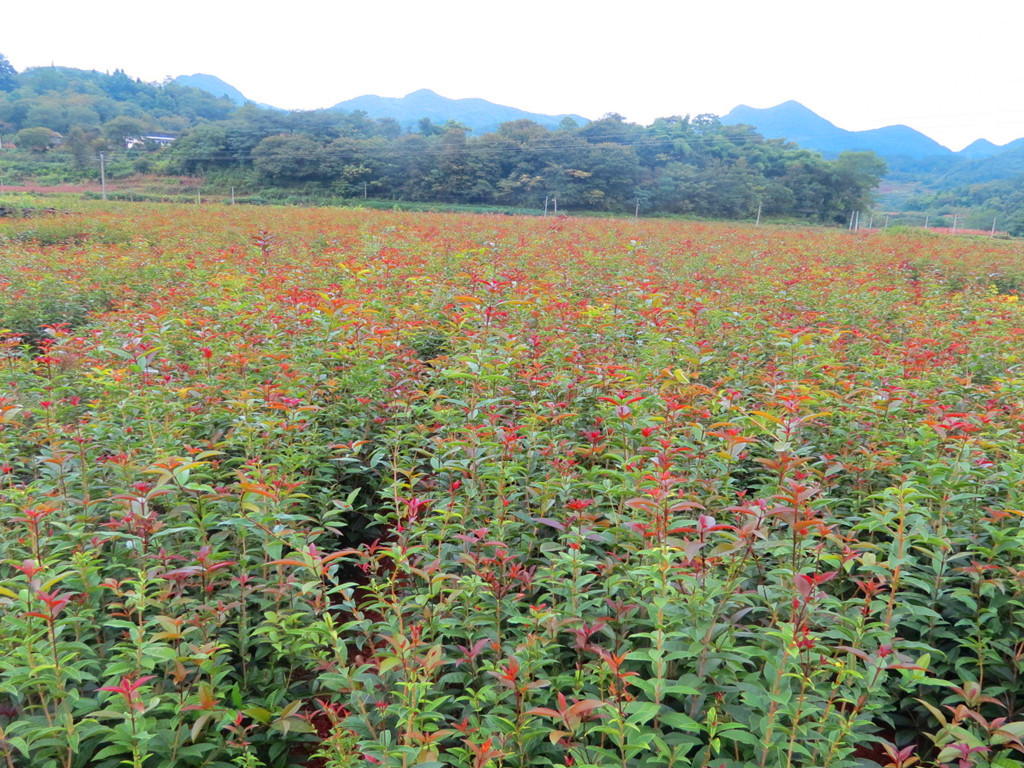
[327,89,587,135]
[722,101,949,159]
[173,76,585,135]
[958,136,1024,159]
[173,75,1024,169]
[721,100,1024,161]
[172,74,282,112]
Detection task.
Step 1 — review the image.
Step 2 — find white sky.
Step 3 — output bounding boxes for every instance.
[4,0,1023,151]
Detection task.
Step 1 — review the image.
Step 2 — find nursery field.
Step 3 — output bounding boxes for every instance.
[4,203,1024,768]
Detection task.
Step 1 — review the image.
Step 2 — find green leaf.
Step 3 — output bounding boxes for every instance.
[657,712,701,732]
[242,706,272,724]
[90,743,130,761]
[718,728,760,746]
[625,701,662,725]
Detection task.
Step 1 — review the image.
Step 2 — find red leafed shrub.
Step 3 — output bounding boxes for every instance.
[2,203,1024,767]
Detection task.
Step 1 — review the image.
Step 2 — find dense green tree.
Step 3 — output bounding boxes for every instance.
[14,125,58,151]
[417,117,444,137]
[831,151,888,218]
[378,134,434,198]
[638,116,694,168]
[579,113,641,145]
[693,158,762,218]
[477,120,555,205]
[376,117,403,140]
[0,98,28,133]
[648,161,700,212]
[322,137,392,196]
[252,133,324,183]
[0,53,17,92]
[102,116,148,146]
[64,98,101,131]
[103,69,141,100]
[1004,207,1024,237]
[165,124,230,173]
[64,126,98,169]
[576,142,642,210]
[430,125,476,202]
[223,105,292,155]
[25,98,66,132]
[19,67,74,94]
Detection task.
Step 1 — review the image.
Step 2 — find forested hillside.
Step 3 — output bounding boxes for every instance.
[0,63,236,146]
[0,57,886,222]
[718,100,1024,234]
[163,109,885,220]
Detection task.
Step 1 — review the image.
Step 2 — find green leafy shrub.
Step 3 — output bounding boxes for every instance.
[3,204,1024,767]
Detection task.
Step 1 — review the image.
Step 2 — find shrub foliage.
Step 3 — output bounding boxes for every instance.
[2,203,1024,767]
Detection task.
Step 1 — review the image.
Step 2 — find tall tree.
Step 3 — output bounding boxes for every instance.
[252,134,324,183]
[103,116,148,146]
[0,53,18,92]
[831,151,888,219]
[64,126,97,169]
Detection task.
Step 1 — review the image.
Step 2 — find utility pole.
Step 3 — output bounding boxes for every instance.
[99,152,107,201]
[756,202,762,226]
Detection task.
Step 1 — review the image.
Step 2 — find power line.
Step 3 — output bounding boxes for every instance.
[95,132,843,163]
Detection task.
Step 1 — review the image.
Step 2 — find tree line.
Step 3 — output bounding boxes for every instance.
[0,55,886,221]
[164,108,886,221]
